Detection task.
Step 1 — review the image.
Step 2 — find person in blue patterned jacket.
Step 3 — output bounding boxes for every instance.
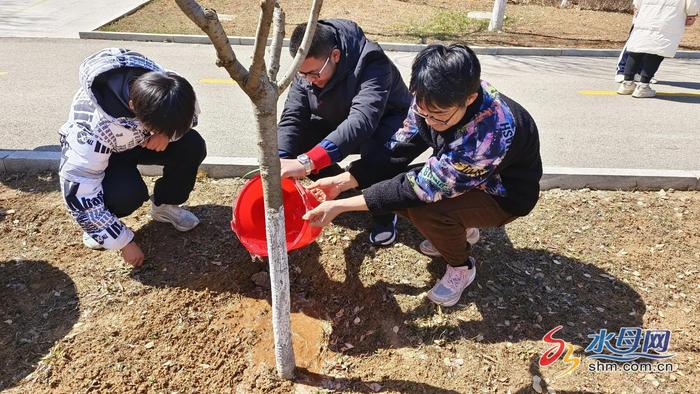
[302,44,542,307]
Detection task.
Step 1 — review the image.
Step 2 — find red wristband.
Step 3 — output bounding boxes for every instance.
[306,145,332,173]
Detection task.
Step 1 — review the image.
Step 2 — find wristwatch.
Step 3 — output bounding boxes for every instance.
[296,153,314,175]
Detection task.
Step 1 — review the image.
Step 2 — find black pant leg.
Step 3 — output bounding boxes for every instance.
[624,52,644,81]
[278,118,331,158]
[308,164,345,181]
[136,129,207,206]
[639,54,664,83]
[103,150,150,218]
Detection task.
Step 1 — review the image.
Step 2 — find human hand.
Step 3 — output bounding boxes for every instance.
[687,15,697,27]
[141,132,170,152]
[280,158,307,178]
[302,201,341,227]
[121,241,144,267]
[307,177,343,202]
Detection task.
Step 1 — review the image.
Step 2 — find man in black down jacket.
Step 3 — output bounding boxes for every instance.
[278,19,412,246]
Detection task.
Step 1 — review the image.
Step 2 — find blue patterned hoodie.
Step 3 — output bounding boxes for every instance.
[349,81,542,216]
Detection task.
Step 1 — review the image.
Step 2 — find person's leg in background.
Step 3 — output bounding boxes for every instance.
[618,51,644,95]
[136,129,207,231]
[397,191,515,306]
[615,24,635,82]
[633,54,664,98]
[615,45,630,82]
[359,114,413,246]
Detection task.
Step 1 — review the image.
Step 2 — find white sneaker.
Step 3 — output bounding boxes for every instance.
[617,81,636,95]
[650,77,658,84]
[427,258,476,307]
[632,83,656,98]
[83,232,105,250]
[150,199,200,231]
[614,74,624,83]
[419,228,479,257]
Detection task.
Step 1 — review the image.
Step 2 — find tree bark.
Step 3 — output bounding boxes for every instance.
[253,89,295,378]
[268,1,285,82]
[175,0,323,380]
[248,0,276,93]
[277,0,324,94]
[174,0,250,88]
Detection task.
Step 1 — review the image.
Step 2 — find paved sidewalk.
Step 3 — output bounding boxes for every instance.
[0,0,148,38]
[2,37,699,174]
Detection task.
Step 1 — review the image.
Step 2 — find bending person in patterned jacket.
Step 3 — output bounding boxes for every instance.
[302,44,542,307]
[59,48,207,267]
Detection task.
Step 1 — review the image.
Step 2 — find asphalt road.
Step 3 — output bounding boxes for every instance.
[1,37,698,170]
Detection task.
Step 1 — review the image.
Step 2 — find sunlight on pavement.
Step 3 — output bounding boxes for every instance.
[0,72,7,76]
[578,90,700,97]
[199,78,236,85]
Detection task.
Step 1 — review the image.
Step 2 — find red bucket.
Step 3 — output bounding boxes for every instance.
[231,175,322,257]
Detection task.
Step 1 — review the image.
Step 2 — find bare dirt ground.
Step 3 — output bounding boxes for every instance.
[102,0,700,50]
[1,172,699,393]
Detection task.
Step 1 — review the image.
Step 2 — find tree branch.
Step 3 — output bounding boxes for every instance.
[175,0,250,86]
[277,0,324,94]
[247,0,276,93]
[267,1,285,82]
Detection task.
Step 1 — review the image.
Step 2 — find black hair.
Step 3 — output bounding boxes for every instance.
[289,22,337,58]
[409,44,481,109]
[129,71,196,140]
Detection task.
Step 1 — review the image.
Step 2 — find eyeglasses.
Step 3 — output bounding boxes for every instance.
[413,103,462,126]
[298,55,332,80]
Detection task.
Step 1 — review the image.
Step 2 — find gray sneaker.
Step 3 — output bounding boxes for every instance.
[150,200,200,231]
[419,228,480,257]
[427,258,476,307]
[83,232,105,250]
[632,83,656,98]
[617,81,636,95]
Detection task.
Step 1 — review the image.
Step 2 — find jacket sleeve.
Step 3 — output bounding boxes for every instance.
[277,77,311,158]
[363,103,516,213]
[688,0,699,16]
[59,121,134,251]
[324,60,394,159]
[348,105,429,188]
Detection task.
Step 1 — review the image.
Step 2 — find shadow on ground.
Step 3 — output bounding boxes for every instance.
[656,80,700,90]
[129,206,645,391]
[0,260,79,391]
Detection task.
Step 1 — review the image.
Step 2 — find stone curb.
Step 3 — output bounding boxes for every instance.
[78,31,700,59]
[2,150,698,190]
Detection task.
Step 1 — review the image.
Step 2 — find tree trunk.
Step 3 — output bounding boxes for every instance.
[252,88,295,379]
[488,0,507,32]
[173,0,324,380]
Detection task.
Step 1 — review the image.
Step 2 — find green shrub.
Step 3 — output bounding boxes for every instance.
[405,10,490,41]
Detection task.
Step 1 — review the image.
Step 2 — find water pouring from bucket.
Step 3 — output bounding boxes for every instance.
[231,175,323,257]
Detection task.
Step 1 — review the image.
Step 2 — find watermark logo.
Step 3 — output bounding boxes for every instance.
[586,328,673,362]
[540,326,675,374]
[539,325,581,376]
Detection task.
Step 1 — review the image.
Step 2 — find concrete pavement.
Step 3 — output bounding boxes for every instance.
[0,0,148,38]
[1,37,698,174]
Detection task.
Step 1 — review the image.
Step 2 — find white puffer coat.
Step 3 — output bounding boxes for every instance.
[627,0,699,58]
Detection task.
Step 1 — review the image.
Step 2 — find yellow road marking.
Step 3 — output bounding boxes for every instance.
[578,90,700,97]
[199,78,236,85]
